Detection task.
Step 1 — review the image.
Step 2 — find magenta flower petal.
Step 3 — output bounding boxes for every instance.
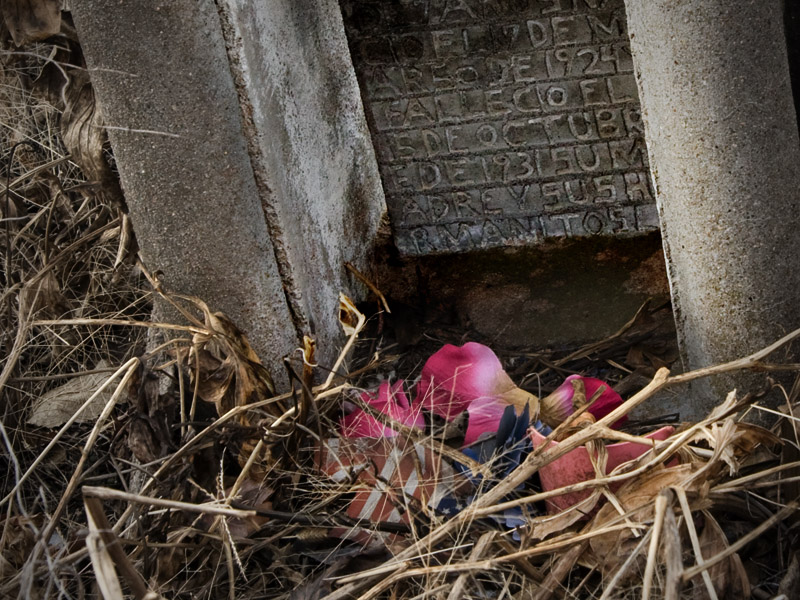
[415,342,518,421]
[340,381,424,438]
[462,396,510,447]
[541,375,626,428]
[579,376,625,422]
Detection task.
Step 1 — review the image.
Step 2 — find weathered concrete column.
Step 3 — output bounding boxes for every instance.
[70,1,385,386]
[214,0,386,358]
[625,0,800,416]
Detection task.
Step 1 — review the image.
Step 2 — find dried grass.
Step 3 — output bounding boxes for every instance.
[1,13,799,600]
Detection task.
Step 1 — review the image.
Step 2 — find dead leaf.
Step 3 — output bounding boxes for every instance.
[778,551,800,600]
[288,559,349,600]
[2,0,60,46]
[690,512,749,600]
[61,70,109,183]
[127,415,169,463]
[85,498,125,600]
[529,491,602,542]
[18,270,68,319]
[588,464,704,573]
[0,514,42,569]
[28,360,119,428]
[338,294,362,336]
[224,479,273,539]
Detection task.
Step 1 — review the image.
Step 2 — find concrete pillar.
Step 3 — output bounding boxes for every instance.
[214,0,386,358]
[69,1,385,386]
[625,0,800,416]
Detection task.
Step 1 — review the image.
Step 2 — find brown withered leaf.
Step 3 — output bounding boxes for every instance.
[224,479,273,539]
[2,0,60,46]
[690,512,749,600]
[18,270,68,319]
[191,308,275,416]
[587,464,706,574]
[61,70,109,183]
[187,348,236,410]
[28,360,116,428]
[0,514,43,569]
[529,491,602,542]
[127,414,170,463]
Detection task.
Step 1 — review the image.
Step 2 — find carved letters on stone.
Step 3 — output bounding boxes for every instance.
[341,0,658,254]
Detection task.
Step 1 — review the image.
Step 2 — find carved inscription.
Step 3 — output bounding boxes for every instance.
[341,0,657,254]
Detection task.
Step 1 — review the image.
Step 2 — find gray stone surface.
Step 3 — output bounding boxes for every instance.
[626,0,800,416]
[216,0,386,364]
[341,0,659,254]
[71,0,386,383]
[68,1,298,386]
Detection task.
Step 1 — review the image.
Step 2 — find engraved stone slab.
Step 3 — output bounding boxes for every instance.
[341,0,658,254]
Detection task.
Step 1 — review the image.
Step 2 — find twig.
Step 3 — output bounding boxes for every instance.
[83,486,257,518]
[681,502,798,582]
[662,501,683,600]
[642,491,670,600]
[34,361,139,541]
[599,529,653,600]
[83,496,155,600]
[0,357,141,507]
[676,487,718,600]
[446,532,495,600]
[345,262,391,314]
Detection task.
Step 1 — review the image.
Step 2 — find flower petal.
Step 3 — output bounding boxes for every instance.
[580,377,624,420]
[415,342,518,421]
[462,395,511,446]
[540,375,627,428]
[340,381,424,438]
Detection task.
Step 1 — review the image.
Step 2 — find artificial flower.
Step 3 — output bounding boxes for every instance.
[540,374,627,428]
[340,380,423,438]
[415,342,538,446]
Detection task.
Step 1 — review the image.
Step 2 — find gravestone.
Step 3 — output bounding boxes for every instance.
[341,0,659,255]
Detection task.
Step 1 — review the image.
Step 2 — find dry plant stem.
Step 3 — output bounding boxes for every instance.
[321,294,366,391]
[446,531,495,600]
[642,491,669,600]
[0,357,141,507]
[228,438,265,500]
[668,325,800,385]
[10,366,121,383]
[338,523,636,598]
[479,395,749,519]
[0,295,33,414]
[599,529,653,600]
[0,156,70,195]
[681,501,798,582]
[83,496,155,600]
[663,501,683,600]
[713,460,800,492]
[85,500,125,599]
[531,540,588,600]
[33,360,139,550]
[32,317,205,334]
[345,261,391,314]
[0,418,24,572]
[83,486,258,518]
[109,384,348,535]
[676,487,718,600]
[25,217,120,289]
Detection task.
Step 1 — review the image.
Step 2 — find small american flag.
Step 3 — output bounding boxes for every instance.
[317,437,465,525]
